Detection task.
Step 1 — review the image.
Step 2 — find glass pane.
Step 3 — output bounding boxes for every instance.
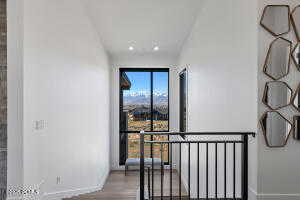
[121,72,151,132]
[127,134,168,162]
[128,134,152,159]
[153,72,169,131]
[153,72,169,162]
[153,135,169,162]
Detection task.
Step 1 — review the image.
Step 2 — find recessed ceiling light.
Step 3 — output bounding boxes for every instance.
[153,46,159,51]
[129,46,134,51]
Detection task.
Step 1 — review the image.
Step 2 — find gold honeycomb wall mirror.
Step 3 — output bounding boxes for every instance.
[263,37,292,80]
[291,5,300,42]
[260,5,300,148]
[262,81,293,110]
[260,5,291,37]
[260,111,293,148]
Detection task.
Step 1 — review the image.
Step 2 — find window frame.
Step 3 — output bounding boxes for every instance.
[119,68,170,165]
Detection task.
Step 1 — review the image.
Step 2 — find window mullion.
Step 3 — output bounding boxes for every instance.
[150,71,154,131]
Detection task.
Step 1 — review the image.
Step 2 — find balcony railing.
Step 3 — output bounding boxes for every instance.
[139,131,255,200]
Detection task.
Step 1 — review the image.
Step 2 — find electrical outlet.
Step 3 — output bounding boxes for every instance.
[56,177,61,184]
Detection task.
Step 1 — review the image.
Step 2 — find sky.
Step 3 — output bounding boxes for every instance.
[124,72,168,95]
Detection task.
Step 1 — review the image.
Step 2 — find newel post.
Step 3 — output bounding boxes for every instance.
[241,134,249,200]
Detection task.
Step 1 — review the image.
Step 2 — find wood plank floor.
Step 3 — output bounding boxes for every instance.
[64,170,187,200]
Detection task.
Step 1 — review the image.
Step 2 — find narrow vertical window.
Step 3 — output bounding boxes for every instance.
[119,68,169,165]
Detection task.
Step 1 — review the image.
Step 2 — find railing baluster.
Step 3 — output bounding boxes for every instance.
[188,143,191,199]
[179,143,182,199]
[215,143,218,199]
[151,138,154,199]
[241,135,249,200]
[170,143,173,199]
[197,143,200,200]
[224,143,227,199]
[160,144,164,200]
[140,132,145,200]
[152,147,154,199]
[206,143,209,200]
[233,143,236,200]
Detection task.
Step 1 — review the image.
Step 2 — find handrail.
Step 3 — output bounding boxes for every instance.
[144,140,244,144]
[140,131,256,137]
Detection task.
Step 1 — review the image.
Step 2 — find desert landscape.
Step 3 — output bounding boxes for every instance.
[127,120,169,162]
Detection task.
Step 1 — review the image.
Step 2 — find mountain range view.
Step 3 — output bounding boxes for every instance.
[124,92,168,106]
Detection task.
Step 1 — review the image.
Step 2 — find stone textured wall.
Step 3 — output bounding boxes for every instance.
[0,0,7,198]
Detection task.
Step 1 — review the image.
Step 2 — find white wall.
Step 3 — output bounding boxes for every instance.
[22,0,110,199]
[7,0,24,198]
[177,0,258,198]
[257,1,300,200]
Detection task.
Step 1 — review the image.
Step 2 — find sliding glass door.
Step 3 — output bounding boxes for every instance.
[119,68,169,165]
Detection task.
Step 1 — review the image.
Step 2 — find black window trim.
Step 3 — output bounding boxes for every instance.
[179,68,187,139]
[119,68,170,165]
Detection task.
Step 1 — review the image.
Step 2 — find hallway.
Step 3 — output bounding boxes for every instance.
[64,170,186,200]
[4,0,300,199]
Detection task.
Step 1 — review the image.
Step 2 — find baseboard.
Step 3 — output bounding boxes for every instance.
[43,169,110,200]
[256,193,300,200]
[248,187,300,200]
[43,185,101,200]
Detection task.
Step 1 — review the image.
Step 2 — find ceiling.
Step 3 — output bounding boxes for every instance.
[82,0,203,65]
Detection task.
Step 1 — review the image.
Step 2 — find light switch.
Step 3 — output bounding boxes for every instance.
[35,120,45,130]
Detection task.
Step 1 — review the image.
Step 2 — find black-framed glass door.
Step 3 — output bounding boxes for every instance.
[119,68,169,165]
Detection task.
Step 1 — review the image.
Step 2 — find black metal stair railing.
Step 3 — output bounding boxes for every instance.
[139,131,255,200]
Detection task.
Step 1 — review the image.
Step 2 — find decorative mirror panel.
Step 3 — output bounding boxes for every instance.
[294,116,300,140]
[260,111,292,147]
[262,81,292,110]
[291,5,300,42]
[292,83,300,112]
[263,37,292,80]
[260,5,290,36]
[292,43,300,71]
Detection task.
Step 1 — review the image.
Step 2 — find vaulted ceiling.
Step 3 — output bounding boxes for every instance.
[82,0,203,65]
